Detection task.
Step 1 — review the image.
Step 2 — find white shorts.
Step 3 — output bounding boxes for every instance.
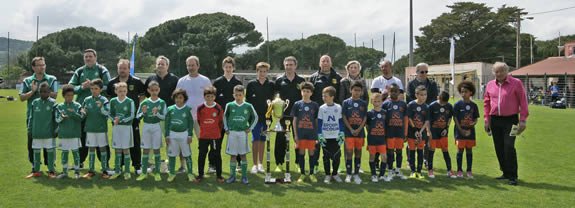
[141,123,163,149]
[112,125,134,149]
[58,138,81,151]
[86,133,108,148]
[167,131,191,157]
[32,138,56,149]
[225,131,250,156]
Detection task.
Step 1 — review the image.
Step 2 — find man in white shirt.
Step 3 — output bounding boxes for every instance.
[370,60,404,101]
[176,56,212,137]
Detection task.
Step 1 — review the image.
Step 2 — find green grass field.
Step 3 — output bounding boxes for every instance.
[1,89,574,207]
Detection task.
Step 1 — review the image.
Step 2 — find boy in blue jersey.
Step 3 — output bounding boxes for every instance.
[317,86,344,183]
[406,86,430,179]
[382,83,408,180]
[342,81,368,184]
[453,81,479,178]
[366,92,391,182]
[428,91,457,178]
[291,82,319,183]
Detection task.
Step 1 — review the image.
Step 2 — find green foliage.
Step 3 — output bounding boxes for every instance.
[16,27,126,80]
[119,37,156,74]
[535,34,575,61]
[0,65,26,80]
[140,13,263,78]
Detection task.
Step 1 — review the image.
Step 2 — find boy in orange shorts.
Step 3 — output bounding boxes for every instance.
[428,91,456,179]
[366,92,390,182]
[407,86,430,179]
[291,82,320,183]
[342,81,368,184]
[382,83,408,180]
[453,81,479,178]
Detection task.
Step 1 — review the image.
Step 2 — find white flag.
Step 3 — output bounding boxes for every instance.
[449,37,455,85]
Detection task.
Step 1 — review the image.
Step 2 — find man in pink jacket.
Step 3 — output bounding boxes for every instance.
[483,62,528,186]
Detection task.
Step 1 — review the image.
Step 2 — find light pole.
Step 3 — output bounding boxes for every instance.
[516,13,534,68]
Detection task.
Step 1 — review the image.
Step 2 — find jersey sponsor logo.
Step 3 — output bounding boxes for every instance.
[370,121,386,136]
[327,115,336,122]
[432,116,447,129]
[298,113,314,129]
[389,112,404,127]
[349,111,362,125]
[171,119,184,125]
[203,118,216,124]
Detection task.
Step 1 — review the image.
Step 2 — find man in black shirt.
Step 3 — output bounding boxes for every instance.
[274,56,305,171]
[406,63,438,104]
[107,59,146,173]
[144,56,178,106]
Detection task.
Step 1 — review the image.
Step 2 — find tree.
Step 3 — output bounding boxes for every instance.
[119,36,156,74]
[140,13,263,78]
[16,26,126,80]
[0,65,26,80]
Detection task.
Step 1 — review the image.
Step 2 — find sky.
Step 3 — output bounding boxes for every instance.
[1,0,574,57]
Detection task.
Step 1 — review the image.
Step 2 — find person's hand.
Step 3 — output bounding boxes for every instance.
[81,106,87,115]
[518,121,527,134]
[30,80,38,93]
[142,105,147,114]
[96,101,102,108]
[415,131,421,140]
[165,137,170,145]
[426,130,431,137]
[484,121,490,133]
[463,129,471,137]
[245,129,250,133]
[225,130,230,135]
[67,109,74,112]
[81,79,91,89]
[61,113,68,118]
[441,129,447,137]
[318,134,326,147]
[187,137,193,144]
[352,129,360,136]
[152,107,158,115]
[294,136,299,146]
[114,117,119,125]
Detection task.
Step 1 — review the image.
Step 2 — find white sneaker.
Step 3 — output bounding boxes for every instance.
[177,167,186,174]
[332,174,343,183]
[345,175,352,183]
[371,175,378,182]
[382,175,392,182]
[358,168,364,174]
[353,174,362,184]
[250,165,258,174]
[257,164,265,173]
[388,170,394,179]
[395,168,407,180]
[136,169,143,175]
[324,175,332,183]
[206,166,216,174]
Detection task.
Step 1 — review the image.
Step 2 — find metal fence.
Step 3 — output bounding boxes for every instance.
[517,73,574,108]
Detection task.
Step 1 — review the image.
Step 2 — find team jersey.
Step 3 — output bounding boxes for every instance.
[136,98,167,124]
[82,95,109,133]
[407,101,430,139]
[19,73,58,120]
[429,101,453,140]
[107,97,135,126]
[291,100,319,140]
[223,101,258,132]
[68,64,111,102]
[28,97,58,139]
[382,99,407,138]
[453,100,479,140]
[342,98,368,138]
[165,105,194,137]
[197,102,224,139]
[366,109,387,146]
[318,104,344,139]
[56,101,84,138]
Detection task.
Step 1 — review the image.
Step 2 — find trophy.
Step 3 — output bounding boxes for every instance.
[266,95,289,132]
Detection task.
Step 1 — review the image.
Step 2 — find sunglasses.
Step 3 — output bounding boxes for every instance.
[419,71,428,74]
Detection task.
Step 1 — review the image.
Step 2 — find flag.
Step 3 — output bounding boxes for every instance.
[449,37,455,85]
[129,35,137,75]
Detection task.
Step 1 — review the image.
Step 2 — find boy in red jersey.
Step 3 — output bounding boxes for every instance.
[195,87,225,183]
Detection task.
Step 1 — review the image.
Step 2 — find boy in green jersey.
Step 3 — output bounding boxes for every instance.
[56,85,84,179]
[107,82,136,180]
[165,89,195,182]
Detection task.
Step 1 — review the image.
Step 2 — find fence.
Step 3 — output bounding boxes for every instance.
[517,73,574,108]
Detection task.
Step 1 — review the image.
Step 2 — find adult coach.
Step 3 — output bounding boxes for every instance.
[144,56,179,106]
[107,59,146,173]
[20,57,58,172]
[371,60,404,101]
[68,49,112,168]
[484,62,528,186]
[406,63,438,104]
[273,56,305,171]
[339,60,369,102]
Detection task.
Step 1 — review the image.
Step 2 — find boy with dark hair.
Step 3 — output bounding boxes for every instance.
[342,81,368,184]
[406,86,430,179]
[165,88,195,182]
[382,83,408,180]
[454,81,479,178]
[195,87,225,183]
[428,91,456,178]
[56,85,84,179]
[292,82,320,183]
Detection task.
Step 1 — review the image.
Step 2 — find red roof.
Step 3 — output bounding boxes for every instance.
[509,57,575,76]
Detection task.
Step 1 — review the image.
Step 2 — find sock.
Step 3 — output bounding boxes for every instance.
[456,152,463,172]
[416,149,424,173]
[101,151,108,173]
[33,149,41,172]
[380,162,387,176]
[346,159,352,175]
[396,151,403,169]
[308,157,314,175]
[299,154,306,174]
[230,162,237,178]
[154,153,161,174]
[61,151,69,173]
[443,152,452,171]
[123,154,131,174]
[89,150,96,172]
[241,161,248,178]
[115,152,122,174]
[186,156,193,175]
[428,151,435,171]
[47,148,55,172]
[142,154,149,174]
[466,153,473,172]
[387,152,394,170]
[369,161,376,176]
[72,150,80,170]
[409,150,416,172]
[354,157,361,175]
[169,157,176,175]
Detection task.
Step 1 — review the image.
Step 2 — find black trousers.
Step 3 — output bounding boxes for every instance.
[198,139,222,178]
[490,115,519,179]
[79,120,111,167]
[322,140,341,176]
[120,119,142,170]
[274,117,293,165]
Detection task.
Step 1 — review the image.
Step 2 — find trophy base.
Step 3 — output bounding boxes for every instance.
[264,173,291,184]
